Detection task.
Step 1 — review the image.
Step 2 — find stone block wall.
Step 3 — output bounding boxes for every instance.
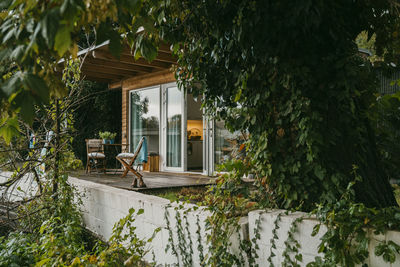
[69,177,247,266]
[248,210,400,267]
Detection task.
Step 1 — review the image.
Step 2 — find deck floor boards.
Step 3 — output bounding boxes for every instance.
[70,170,215,191]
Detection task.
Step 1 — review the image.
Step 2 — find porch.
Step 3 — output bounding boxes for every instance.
[70,170,215,192]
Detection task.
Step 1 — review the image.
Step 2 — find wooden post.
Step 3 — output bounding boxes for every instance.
[53,99,60,200]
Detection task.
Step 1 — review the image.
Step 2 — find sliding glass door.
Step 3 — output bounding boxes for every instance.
[130,87,160,156]
[161,83,186,171]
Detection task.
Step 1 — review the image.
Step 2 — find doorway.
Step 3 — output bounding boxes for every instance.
[186,94,203,172]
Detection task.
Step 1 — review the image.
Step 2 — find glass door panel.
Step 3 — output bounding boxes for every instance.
[130,88,160,155]
[166,86,182,168]
[214,121,242,170]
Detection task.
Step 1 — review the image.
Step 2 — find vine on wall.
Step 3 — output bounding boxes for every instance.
[162,167,400,267]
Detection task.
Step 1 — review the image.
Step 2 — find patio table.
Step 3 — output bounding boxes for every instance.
[101,143,129,173]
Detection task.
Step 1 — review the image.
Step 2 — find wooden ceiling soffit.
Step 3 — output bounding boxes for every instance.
[81,63,138,77]
[109,81,122,89]
[82,70,124,82]
[94,48,174,69]
[120,49,176,64]
[85,56,153,73]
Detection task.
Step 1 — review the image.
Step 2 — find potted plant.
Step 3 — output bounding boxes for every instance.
[109,133,117,144]
[99,131,111,144]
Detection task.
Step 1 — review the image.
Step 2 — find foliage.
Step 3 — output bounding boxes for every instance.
[369,91,400,181]
[154,186,208,203]
[0,207,155,267]
[1,0,399,211]
[200,160,260,266]
[98,131,117,140]
[0,231,35,266]
[0,0,162,131]
[155,0,400,209]
[310,176,400,266]
[71,81,121,166]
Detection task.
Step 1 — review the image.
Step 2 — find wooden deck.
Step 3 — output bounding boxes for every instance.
[70,170,215,192]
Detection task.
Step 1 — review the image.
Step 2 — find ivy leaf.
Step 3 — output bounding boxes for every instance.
[54,25,71,57]
[314,166,324,180]
[137,208,144,215]
[375,243,385,256]
[295,253,303,262]
[311,224,320,236]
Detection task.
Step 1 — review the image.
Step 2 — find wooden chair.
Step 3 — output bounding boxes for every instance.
[85,139,106,174]
[116,137,146,188]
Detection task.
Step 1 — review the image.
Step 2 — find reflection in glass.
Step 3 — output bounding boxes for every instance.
[130,88,160,154]
[214,121,242,167]
[167,87,182,167]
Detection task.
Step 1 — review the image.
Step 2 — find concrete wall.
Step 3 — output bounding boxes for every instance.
[69,177,248,266]
[70,176,400,267]
[248,210,400,267]
[0,171,39,202]
[2,172,400,266]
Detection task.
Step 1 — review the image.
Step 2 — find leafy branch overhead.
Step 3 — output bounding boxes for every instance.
[2,0,400,210]
[0,0,162,126]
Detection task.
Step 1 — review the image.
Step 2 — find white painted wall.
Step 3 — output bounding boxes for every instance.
[2,171,399,266]
[0,171,39,202]
[69,177,248,266]
[248,210,400,267]
[70,176,400,267]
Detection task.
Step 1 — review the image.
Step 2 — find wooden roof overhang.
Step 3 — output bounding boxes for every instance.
[62,41,177,89]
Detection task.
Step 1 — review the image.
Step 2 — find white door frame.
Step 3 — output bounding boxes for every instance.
[160,83,186,172]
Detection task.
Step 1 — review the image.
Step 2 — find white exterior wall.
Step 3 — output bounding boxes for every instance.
[248,210,400,267]
[2,171,399,266]
[0,171,39,202]
[69,177,248,266]
[70,176,400,267]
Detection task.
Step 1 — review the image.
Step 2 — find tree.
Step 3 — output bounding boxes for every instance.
[1,0,400,209]
[158,1,400,208]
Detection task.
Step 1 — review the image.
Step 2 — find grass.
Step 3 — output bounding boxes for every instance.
[148,186,209,203]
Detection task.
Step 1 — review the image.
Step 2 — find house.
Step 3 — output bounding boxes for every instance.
[73,41,241,176]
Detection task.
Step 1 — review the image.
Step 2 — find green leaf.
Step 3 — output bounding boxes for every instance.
[0,0,12,10]
[137,208,144,215]
[108,30,122,59]
[13,91,35,124]
[10,45,25,61]
[314,165,324,180]
[23,73,50,104]
[311,224,320,236]
[140,38,158,62]
[96,22,111,44]
[2,27,15,43]
[36,258,51,267]
[2,72,22,96]
[234,89,242,102]
[0,117,20,143]
[41,8,60,48]
[54,25,71,57]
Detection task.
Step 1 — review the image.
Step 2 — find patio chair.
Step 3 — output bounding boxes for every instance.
[85,139,106,174]
[116,137,147,188]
